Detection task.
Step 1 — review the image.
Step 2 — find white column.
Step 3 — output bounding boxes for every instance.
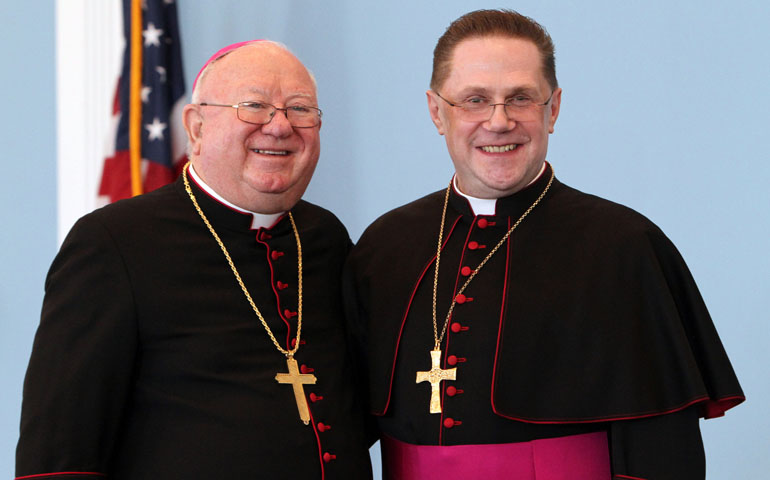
[56,0,123,244]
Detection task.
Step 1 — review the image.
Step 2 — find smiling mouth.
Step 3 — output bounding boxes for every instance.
[479,144,518,153]
[252,149,289,156]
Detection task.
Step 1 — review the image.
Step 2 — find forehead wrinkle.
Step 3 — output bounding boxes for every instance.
[241,87,316,106]
[244,86,270,98]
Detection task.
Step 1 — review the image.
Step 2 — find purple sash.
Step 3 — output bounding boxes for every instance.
[381,431,611,480]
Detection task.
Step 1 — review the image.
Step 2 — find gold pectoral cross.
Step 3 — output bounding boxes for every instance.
[416,349,456,414]
[275,356,317,425]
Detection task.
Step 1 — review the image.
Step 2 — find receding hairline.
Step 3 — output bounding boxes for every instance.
[190,41,318,103]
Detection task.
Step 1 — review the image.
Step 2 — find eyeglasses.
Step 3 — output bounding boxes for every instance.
[199,101,322,128]
[433,90,554,122]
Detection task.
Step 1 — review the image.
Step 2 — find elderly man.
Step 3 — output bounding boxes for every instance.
[345,10,743,480]
[16,41,372,479]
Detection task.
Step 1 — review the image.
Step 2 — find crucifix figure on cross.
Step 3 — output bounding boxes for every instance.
[275,356,317,425]
[416,349,457,414]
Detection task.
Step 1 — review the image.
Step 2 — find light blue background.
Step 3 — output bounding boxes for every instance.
[2,0,768,477]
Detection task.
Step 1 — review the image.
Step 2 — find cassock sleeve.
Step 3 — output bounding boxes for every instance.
[610,407,705,480]
[16,215,139,479]
[342,255,380,448]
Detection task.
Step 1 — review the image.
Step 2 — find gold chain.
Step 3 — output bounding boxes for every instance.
[432,169,555,349]
[182,163,303,358]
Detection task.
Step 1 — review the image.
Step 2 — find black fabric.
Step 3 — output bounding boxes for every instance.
[344,164,743,476]
[609,406,705,480]
[17,177,372,480]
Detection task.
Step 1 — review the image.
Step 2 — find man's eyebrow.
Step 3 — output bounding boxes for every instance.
[453,84,541,97]
[454,85,491,97]
[507,86,542,96]
[286,92,315,101]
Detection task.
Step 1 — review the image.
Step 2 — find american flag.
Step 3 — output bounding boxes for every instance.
[99,0,187,203]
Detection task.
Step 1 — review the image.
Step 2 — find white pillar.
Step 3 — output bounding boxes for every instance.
[56,0,122,243]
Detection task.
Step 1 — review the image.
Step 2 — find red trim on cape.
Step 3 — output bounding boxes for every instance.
[490,215,513,419]
[701,395,745,419]
[373,215,463,416]
[15,473,107,479]
[492,394,745,424]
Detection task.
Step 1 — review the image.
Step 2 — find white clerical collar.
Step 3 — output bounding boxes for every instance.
[188,164,284,230]
[453,176,497,216]
[453,162,547,216]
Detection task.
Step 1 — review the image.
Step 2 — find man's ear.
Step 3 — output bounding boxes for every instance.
[547,87,562,134]
[182,104,204,155]
[426,91,446,136]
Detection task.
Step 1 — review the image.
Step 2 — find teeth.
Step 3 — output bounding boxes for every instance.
[253,149,289,155]
[481,144,517,153]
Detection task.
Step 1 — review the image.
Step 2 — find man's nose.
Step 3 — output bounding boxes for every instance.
[261,108,294,136]
[485,103,516,132]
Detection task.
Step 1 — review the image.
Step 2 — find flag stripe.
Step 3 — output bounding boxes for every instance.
[100,0,186,205]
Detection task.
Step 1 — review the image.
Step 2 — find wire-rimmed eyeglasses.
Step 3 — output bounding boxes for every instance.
[199,101,322,128]
[433,90,554,122]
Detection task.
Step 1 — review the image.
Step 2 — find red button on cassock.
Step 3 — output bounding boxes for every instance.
[451,322,462,333]
[446,386,464,396]
[444,418,461,428]
[317,422,331,432]
[309,393,323,403]
[300,365,315,374]
[271,250,284,260]
[284,309,297,318]
[447,355,466,365]
[323,452,337,463]
[468,241,479,250]
[277,281,288,290]
[460,266,472,276]
[455,294,467,304]
[477,218,488,229]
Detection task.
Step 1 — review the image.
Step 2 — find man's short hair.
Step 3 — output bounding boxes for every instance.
[430,9,558,92]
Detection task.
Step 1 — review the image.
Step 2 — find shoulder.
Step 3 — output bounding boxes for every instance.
[84,182,182,229]
[292,199,352,246]
[540,180,688,274]
[59,183,184,260]
[548,179,666,241]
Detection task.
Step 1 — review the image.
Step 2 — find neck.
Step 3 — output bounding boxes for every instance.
[453,162,547,216]
[188,163,284,229]
[453,176,497,216]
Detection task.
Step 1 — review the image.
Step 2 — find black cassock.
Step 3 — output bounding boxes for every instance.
[17,176,372,479]
[345,163,743,480]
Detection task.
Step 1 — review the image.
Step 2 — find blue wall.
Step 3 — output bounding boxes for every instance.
[0,0,57,477]
[2,0,768,477]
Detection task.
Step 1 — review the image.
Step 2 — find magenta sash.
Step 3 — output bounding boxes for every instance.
[381,431,611,480]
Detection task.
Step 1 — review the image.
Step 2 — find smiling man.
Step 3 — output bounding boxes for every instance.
[345,10,743,480]
[16,41,372,479]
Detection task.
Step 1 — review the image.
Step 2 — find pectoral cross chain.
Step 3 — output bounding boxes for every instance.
[416,349,456,414]
[275,356,317,425]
